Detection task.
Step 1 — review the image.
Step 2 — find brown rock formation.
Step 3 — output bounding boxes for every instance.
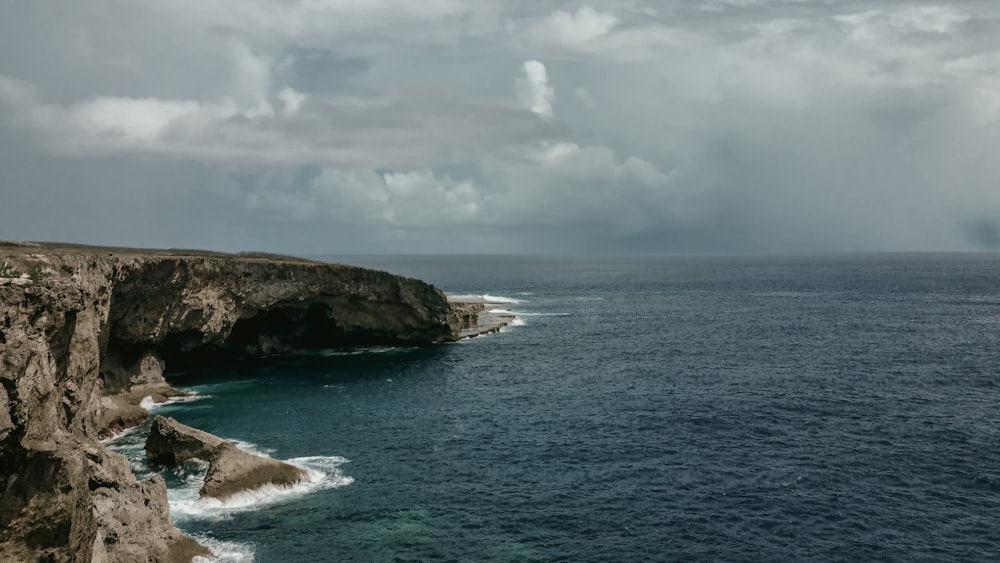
[146,415,226,466]
[446,298,517,338]
[0,259,210,561]
[145,415,307,500]
[201,443,306,500]
[0,243,468,561]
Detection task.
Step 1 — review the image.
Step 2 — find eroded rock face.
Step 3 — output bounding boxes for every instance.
[105,257,456,370]
[0,249,462,561]
[0,269,209,561]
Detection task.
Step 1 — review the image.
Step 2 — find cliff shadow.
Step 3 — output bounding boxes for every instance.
[163,344,454,389]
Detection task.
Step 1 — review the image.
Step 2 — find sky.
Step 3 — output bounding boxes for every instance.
[1,0,999,254]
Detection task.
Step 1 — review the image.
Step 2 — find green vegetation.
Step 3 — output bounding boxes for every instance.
[0,259,18,278]
[0,255,48,281]
[26,263,46,282]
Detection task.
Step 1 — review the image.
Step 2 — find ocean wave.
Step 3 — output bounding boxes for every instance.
[482,293,523,304]
[169,455,353,522]
[448,293,524,304]
[100,424,142,445]
[191,535,256,563]
[140,392,207,412]
[504,311,570,317]
[228,439,276,458]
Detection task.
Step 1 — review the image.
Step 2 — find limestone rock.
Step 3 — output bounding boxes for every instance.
[145,415,225,466]
[145,415,306,500]
[201,442,307,500]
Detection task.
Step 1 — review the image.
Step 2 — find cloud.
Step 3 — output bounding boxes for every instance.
[514,60,555,120]
[3,0,1000,254]
[0,75,549,167]
[539,6,619,46]
[243,167,483,228]
[279,87,306,114]
[965,218,1000,250]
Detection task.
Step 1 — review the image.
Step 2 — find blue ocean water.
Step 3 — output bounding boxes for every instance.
[114,254,1000,561]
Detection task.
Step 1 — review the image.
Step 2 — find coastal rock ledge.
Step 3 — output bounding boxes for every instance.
[0,244,479,562]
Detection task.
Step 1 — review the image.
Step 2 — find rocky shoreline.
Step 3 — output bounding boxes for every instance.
[0,242,506,561]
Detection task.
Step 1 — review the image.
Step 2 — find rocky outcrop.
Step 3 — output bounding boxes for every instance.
[0,259,209,562]
[0,244,468,561]
[446,298,517,338]
[146,416,307,500]
[146,415,226,466]
[201,443,306,500]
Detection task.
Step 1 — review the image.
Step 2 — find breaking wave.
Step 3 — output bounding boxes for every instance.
[167,455,353,523]
[448,293,524,304]
[191,535,256,563]
[140,392,206,412]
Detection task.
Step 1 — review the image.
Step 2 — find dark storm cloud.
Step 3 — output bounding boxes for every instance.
[966,219,1000,250]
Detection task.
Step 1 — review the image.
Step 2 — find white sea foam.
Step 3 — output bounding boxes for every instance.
[99,424,141,445]
[192,535,256,563]
[503,311,569,317]
[169,455,353,522]
[448,293,524,304]
[229,439,276,458]
[482,293,523,304]
[140,392,206,412]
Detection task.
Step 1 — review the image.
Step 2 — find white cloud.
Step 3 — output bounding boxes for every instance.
[888,6,970,34]
[248,168,484,227]
[484,142,682,240]
[279,87,306,114]
[70,97,205,143]
[514,60,555,120]
[0,75,547,166]
[541,6,618,46]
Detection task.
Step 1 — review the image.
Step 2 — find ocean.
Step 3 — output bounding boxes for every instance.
[107,253,1000,561]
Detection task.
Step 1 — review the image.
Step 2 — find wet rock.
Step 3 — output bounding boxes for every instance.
[145,415,306,500]
[201,442,307,500]
[145,415,225,466]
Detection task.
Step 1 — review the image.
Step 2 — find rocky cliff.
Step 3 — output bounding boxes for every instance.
[0,244,467,561]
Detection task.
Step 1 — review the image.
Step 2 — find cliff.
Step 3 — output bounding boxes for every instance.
[0,243,469,561]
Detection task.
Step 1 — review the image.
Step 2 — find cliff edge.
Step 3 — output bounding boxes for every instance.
[0,243,469,561]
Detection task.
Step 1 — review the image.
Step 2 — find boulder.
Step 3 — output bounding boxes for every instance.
[145,415,224,466]
[144,415,307,500]
[201,442,307,500]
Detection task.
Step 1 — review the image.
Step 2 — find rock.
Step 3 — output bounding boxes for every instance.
[201,442,307,500]
[145,415,225,466]
[145,415,306,500]
[0,244,467,561]
[446,297,516,338]
[0,385,14,442]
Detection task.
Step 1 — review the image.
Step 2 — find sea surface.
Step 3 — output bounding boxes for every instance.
[108,254,1000,562]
